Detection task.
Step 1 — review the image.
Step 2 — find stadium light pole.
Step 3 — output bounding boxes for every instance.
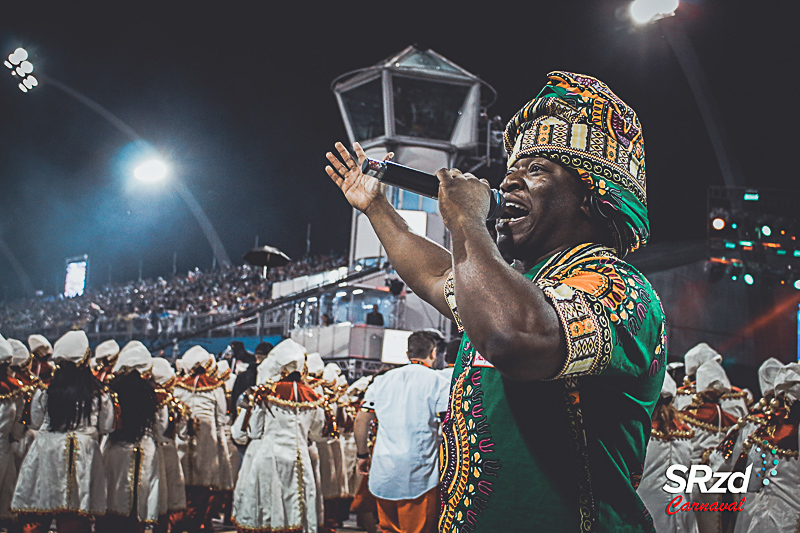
[6,47,233,270]
[629,0,743,189]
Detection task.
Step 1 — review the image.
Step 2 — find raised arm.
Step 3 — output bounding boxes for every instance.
[326,142,453,317]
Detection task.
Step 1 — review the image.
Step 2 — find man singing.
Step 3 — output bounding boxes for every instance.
[326,71,666,532]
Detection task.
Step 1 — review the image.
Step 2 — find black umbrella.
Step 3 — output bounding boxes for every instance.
[242,245,291,268]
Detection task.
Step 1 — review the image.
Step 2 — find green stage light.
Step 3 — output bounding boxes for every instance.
[744,273,755,285]
[761,225,772,237]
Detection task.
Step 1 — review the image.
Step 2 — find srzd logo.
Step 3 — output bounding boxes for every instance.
[662,465,751,514]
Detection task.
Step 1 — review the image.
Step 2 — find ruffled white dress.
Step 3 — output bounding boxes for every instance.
[0,388,24,519]
[174,382,231,489]
[232,387,325,532]
[11,388,115,515]
[102,404,168,523]
[157,394,188,513]
[637,430,698,533]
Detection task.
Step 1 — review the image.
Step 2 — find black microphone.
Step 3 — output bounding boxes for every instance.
[361,158,506,221]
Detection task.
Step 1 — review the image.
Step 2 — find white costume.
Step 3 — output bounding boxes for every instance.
[707,358,784,474]
[305,352,326,529]
[733,364,800,533]
[215,359,239,488]
[12,331,115,516]
[680,360,740,533]
[101,341,166,524]
[0,336,25,519]
[674,343,750,418]
[342,375,372,499]
[151,357,188,515]
[7,338,37,476]
[317,363,348,501]
[637,373,698,533]
[174,346,231,490]
[232,339,326,533]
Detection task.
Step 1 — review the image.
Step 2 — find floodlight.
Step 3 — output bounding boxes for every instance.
[630,0,679,24]
[744,273,754,285]
[134,159,169,182]
[712,217,725,231]
[761,225,772,237]
[7,48,28,66]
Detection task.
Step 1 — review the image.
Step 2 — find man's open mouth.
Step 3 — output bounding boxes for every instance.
[497,201,530,224]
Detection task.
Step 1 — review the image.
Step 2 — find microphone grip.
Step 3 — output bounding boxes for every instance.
[362,158,505,221]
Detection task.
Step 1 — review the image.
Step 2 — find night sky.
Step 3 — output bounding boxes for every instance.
[0,0,794,299]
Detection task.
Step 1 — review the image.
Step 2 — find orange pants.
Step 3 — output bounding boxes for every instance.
[19,513,91,533]
[375,487,438,533]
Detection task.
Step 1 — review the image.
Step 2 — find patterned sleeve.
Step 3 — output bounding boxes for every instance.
[537,257,666,380]
[443,272,463,332]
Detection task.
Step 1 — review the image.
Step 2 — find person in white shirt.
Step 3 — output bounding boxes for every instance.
[355,331,450,533]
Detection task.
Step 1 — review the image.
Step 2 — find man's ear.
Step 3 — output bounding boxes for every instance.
[579,189,594,220]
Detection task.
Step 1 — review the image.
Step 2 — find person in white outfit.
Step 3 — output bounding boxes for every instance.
[173,345,231,531]
[209,358,238,526]
[0,335,26,529]
[637,373,698,533]
[355,331,450,533]
[11,330,116,533]
[150,357,188,533]
[675,343,750,418]
[97,340,166,533]
[304,352,326,531]
[707,358,784,475]
[6,339,38,478]
[317,362,349,531]
[732,363,800,533]
[231,339,326,533]
[680,359,739,533]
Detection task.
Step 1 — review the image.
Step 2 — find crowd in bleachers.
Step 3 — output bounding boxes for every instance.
[0,254,346,338]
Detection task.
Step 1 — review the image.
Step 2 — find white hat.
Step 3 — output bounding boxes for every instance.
[684,343,723,377]
[52,331,90,364]
[257,339,306,384]
[256,354,277,385]
[8,339,31,367]
[216,359,231,379]
[660,372,677,399]
[181,346,214,374]
[773,363,800,402]
[113,340,153,374]
[665,362,684,372]
[335,374,348,388]
[0,334,13,364]
[323,362,342,383]
[28,334,52,356]
[151,358,176,387]
[757,358,784,397]
[696,360,731,394]
[306,352,324,377]
[273,339,306,375]
[95,340,120,361]
[348,375,372,394]
[174,358,186,374]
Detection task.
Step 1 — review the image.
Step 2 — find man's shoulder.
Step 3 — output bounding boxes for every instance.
[539,246,663,329]
[371,364,443,388]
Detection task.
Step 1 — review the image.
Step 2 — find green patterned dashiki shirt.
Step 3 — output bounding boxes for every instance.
[439,242,666,533]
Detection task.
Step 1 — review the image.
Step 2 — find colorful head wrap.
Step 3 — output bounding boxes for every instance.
[504,71,649,255]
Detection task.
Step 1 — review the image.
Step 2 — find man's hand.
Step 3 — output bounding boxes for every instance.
[325,142,394,216]
[436,168,492,234]
[357,455,371,475]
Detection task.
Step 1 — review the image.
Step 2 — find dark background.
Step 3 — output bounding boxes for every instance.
[0,0,794,298]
